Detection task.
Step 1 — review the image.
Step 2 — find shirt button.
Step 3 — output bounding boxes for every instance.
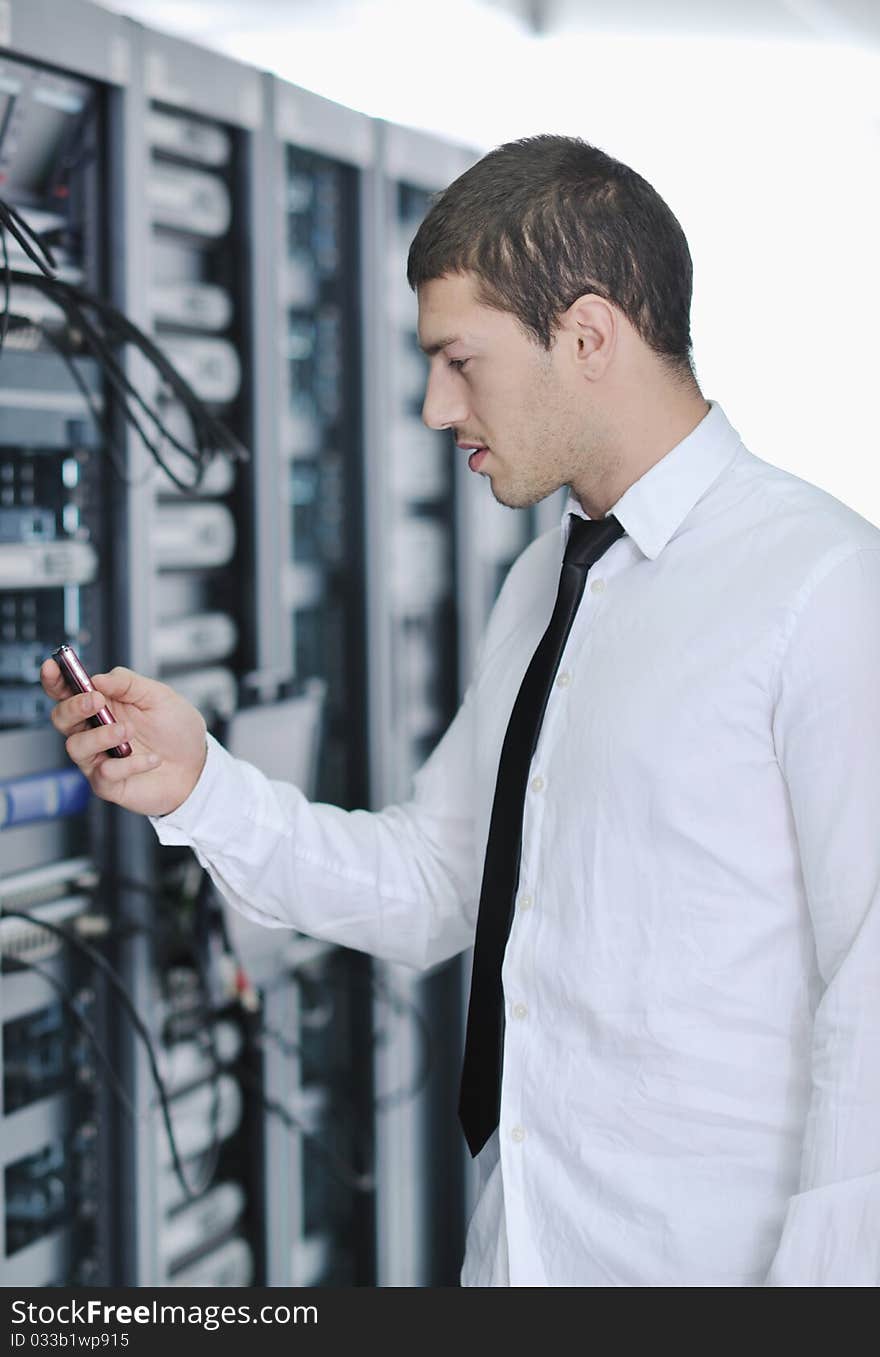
[590,578,605,594]
[556,670,571,688]
[512,1003,528,1020]
[517,894,533,912]
[511,1126,526,1143]
[530,775,544,793]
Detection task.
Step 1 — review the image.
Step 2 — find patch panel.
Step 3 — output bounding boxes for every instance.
[3,996,95,1113]
[4,1125,96,1262]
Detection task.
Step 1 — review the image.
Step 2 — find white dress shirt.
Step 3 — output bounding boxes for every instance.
[152,400,880,1286]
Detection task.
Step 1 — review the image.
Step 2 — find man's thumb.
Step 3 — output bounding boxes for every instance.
[88,665,157,707]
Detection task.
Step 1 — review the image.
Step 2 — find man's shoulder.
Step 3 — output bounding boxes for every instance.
[495,521,563,605]
[472,523,563,672]
[732,448,880,562]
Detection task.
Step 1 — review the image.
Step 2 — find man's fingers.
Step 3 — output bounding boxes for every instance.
[51,689,106,738]
[65,719,132,767]
[94,753,161,788]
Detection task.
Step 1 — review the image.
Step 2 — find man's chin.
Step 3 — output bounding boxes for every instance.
[489,478,550,512]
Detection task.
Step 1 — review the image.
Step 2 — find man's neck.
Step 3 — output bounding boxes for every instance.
[574,393,711,520]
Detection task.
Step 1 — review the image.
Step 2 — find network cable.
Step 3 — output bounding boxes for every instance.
[106,872,383,1194]
[235,1066,375,1195]
[133,863,436,1110]
[0,908,219,1203]
[3,952,136,1120]
[2,311,134,482]
[0,196,249,490]
[259,964,434,1111]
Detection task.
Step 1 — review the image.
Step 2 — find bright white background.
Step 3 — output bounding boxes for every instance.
[98,0,880,525]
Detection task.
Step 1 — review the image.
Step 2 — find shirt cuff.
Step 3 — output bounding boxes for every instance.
[149,732,242,847]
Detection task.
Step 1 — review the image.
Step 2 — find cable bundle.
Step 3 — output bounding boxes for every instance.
[0,195,249,491]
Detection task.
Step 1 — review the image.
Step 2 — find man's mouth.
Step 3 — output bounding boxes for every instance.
[457,441,489,473]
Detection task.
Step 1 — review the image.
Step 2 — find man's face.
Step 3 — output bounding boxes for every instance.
[417,271,582,509]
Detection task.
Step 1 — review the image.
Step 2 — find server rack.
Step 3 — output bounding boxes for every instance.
[110,26,376,1288]
[231,72,376,1287]
[0,0,132,1286]
[364,121,479,1286]
[117,20,277,1288]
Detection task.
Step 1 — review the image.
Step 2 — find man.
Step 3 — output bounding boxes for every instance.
[43,135,880,1286]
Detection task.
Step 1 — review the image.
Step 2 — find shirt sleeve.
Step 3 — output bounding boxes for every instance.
[765,543,880,1286]
[148,672,483,973]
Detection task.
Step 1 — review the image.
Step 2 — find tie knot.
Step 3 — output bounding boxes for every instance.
[564,513,625,568]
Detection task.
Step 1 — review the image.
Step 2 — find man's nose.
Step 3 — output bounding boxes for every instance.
[421,365,468,431]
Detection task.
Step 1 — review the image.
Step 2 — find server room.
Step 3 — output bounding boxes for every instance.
[0,0,878,1293]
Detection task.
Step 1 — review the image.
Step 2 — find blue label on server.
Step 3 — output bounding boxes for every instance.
[0,768,91,830]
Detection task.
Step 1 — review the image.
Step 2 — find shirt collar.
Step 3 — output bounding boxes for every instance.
[561,400,742,561]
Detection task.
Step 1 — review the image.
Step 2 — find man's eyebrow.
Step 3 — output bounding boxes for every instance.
[418,335,460,356]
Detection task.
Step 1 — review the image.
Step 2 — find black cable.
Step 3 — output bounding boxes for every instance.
[0,258,208,489]
[4,953,136,1120]
[145,918,375,1197]
[111,869,435,1109]
[41,269,247,468]
[72,280,248,463]
[0,197,248,488]
[107,873,382,1186]
[2,311,134,482]
[0,909,214,1203]
[34,277,209,491]
[259,965,434,1111]
[0,198,56,274]
[100,873,239,1188]
[235,1066,375,1195]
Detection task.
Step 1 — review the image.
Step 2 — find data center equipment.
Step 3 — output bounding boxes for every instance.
[144,87,251,691]
[214,675,376,1286]
[248,77,379,1285]
[0,46,108,734]
[118,22,269,1290]
[361,122,479,1289]
[274,84,371,815]
[122,26,376,1292]
[0,8,124,1286]
[0,856,110,1286]
[1,0,553,1290]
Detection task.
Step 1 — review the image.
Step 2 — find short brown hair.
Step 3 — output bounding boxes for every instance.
[407,134,698,387]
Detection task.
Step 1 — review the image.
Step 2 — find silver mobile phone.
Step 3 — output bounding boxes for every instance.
[51,643,133,759]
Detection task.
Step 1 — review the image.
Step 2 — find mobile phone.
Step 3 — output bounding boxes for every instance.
[51,643,133,759]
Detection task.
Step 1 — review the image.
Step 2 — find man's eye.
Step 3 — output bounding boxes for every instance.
[448,358,470,372]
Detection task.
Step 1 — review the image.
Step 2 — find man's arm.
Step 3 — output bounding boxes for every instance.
[766,544,880,1286]
[149,673,483,973]
[41,648,483,973]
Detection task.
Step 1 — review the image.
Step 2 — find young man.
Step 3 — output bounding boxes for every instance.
[43,135,880,1286]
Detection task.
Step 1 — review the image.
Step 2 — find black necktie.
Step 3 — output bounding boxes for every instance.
[459,511,626,1158]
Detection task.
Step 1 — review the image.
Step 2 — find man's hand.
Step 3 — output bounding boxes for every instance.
[41,660,208,818]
